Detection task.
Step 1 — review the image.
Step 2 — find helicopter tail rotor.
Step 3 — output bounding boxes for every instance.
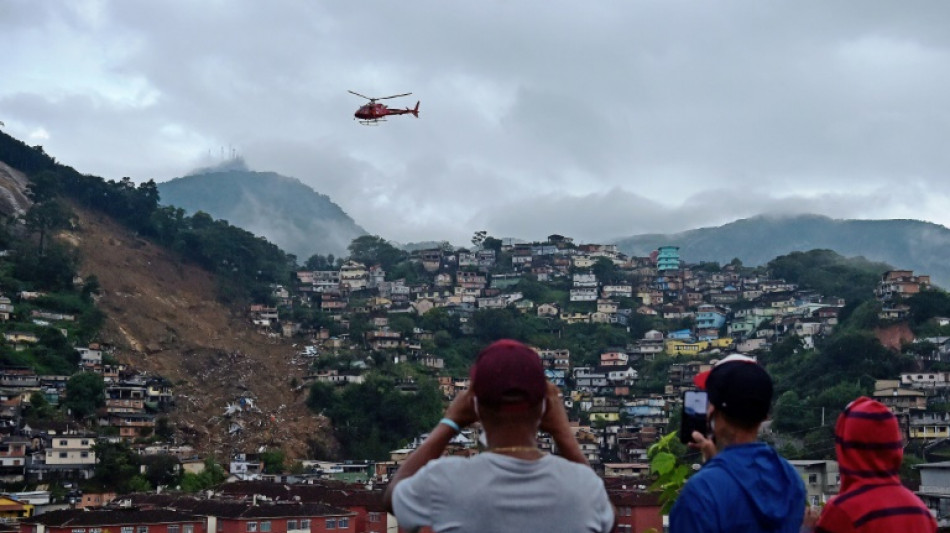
[410,101,420,117]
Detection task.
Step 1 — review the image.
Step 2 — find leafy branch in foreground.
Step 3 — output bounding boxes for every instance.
[648,431,691,515]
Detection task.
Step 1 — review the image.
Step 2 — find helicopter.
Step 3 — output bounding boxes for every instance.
[349,90,420,125]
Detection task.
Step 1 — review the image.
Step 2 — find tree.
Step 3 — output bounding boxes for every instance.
[26,391,57,420]
[180,458,227,492]
[155,416,175,441]
[482,236,503,253]
[260,449,286,474]
[304,254,334,271]
[591,257,624,285]
[93,441,143,493]
[307,382,337,412]
[772,391,808,433]
[347,235,406,271]
[23,199,72,255]
[64,372,105,420]
[473,308,529,341]
[143,454,181,488]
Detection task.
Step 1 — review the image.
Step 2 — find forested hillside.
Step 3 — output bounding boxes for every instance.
[158,164,366,260]
[615,214,950,288]
[0,130,330,459]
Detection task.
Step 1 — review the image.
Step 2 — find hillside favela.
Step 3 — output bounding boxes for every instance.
[1,129,950,532]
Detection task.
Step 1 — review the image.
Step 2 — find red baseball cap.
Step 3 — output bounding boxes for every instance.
[470,339,546,408]
[692,353,759,389]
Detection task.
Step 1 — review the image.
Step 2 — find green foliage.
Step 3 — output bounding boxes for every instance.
[347,235,406,271]
[92,441,145,493]
[11,241,79,291]
[906,289,950,331]
[0,134,295,304]
[154,417,174,440]
[304,254,336,270]
[767,249,889,305]
[648,431,692,514]
[26,391,58,421]
[179,458,228,492]
[143,454,182,488]
[773,391,807,433]
[473,308,536,341]
[22,198,72,255]
[64,372,105,420]
[481,236,503,252]
[591,257,625,285]
[841,300,882,330]
[260,449,286,474]
[306,373,444,459]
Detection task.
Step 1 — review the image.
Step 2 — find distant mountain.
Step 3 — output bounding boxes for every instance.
[613,214,950,288]
[158,162,366,260]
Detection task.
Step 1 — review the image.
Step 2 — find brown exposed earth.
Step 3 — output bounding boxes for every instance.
[59,202,334,461]
[874,322,916,351]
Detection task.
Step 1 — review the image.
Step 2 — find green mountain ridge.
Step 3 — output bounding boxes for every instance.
[158,165,366,260]
[614,214,950,288]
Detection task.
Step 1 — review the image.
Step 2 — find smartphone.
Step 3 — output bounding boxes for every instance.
[680,390,709,444]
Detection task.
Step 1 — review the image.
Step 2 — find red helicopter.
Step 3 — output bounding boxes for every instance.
[349,90,420,125]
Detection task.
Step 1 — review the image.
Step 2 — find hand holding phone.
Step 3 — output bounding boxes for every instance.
[680,390,709,445]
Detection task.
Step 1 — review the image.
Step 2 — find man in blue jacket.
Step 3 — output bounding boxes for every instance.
[670,355,805,533]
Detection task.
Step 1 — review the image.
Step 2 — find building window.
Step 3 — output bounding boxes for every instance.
[326,518,336,530]
[81,452,89,458]
[367,513,379,523]
[808,474,818,485]
[184,526,194,533]
[60,440,68,446]
[337,518,348,529]
[122,527,134,533]
[247,522,258,533]
[260,522,270,532]
[300,520,310,530]
[90,529,102,533]
[138,527,149,533]
[169,525,180,533]
[81,440,90,446]
[72,529,85,533]
[287,520,297,530]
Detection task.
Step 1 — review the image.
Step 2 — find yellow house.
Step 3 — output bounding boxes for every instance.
[0,495,34,519]
[666,338,734,356]
[560,312,591,325]
[589,411,620,423]
[572,256,595,268]
[665,340,705,356]
[910,425,950,440]
[708,338,733,349]
[3,331,39,344]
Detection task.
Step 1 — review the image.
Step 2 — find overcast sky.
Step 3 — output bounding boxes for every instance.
[2,1,950,246]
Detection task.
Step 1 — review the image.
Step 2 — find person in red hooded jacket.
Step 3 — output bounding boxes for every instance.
[814,396,936,533]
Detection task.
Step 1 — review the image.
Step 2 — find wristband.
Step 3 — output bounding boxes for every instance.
[439,417,460,433]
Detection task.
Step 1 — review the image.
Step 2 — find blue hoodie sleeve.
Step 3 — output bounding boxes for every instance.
[669,474,719,533]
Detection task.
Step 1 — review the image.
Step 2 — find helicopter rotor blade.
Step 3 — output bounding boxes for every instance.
[377,92,412,101]
[348,90,373,101]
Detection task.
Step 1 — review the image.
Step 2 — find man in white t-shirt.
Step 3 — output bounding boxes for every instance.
[384,339,615,533]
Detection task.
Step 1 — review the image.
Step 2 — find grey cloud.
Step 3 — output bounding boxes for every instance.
[2,0,950,247]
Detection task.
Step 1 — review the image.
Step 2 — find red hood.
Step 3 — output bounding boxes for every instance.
[835,396,903,492]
